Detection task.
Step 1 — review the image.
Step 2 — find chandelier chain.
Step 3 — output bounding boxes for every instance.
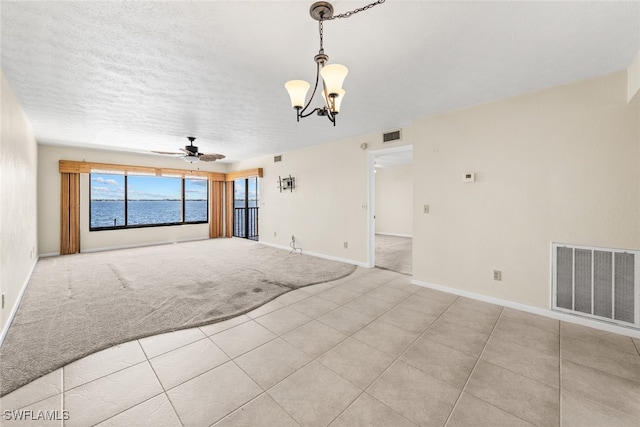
[319,17,324,50]
[325,0,385,20]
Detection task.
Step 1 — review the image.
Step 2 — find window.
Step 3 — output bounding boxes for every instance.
[127,175,181,226]
[90,173,125,228]
[90,173,208,230]
[185,178,208,222]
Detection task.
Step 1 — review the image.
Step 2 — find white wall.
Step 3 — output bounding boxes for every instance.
[1,70,38,332]
[38,144,227,255]
[229,130,412,266]
[413,71,640,309]
[375,164,413,236]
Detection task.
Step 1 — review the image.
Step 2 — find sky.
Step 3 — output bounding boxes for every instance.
[91,173,208,200]
[234,177,259,201]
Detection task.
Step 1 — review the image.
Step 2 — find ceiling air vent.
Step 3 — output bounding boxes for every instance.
[274,155,282,162]
[382,129,401,143]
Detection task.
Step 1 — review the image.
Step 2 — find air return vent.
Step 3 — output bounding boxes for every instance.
[382,130,401,143]
[552,243,639,328]
[274,155,282,162]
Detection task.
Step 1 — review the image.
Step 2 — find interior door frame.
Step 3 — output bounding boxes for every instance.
[367,144,413,268]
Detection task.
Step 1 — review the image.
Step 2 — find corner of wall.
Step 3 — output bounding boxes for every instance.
[628,51,640,103]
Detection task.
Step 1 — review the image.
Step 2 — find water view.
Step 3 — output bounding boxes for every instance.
[91,200,207,228]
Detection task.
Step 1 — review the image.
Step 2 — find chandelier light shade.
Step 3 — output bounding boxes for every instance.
[285,80,311,109]
[320,64,348,97]
[285,0,384,126]
[323,88,345,113]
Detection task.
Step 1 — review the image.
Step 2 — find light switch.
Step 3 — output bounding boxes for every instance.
[423,204,429,214]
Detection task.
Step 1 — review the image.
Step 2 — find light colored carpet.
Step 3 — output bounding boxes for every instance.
[0,238,356,396]
[375,234,412,275]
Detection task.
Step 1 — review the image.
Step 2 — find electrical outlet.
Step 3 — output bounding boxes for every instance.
[423,204,429,214]
[493,270,502,281]
[343,242,348,249]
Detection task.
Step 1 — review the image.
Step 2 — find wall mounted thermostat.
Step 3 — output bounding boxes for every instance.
[463,172,475,183]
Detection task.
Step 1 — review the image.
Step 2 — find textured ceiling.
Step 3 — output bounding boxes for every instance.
[2,1,639,163]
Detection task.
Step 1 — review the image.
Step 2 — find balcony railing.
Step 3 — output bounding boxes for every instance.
[234,206,259,240]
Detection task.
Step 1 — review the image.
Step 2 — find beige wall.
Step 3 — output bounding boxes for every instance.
[413,71,640,309]
[1,71,38,332]
[375,164,413,236]
[229,131,412,265]
[38,145,227,255]
[628,51,640,102]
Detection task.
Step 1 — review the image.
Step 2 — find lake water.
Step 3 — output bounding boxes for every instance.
[91,200,207,228]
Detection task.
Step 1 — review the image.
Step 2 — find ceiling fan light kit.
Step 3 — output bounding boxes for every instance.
[285,0,385,126]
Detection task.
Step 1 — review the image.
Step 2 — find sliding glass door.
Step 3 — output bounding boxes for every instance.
[233,177,259,240]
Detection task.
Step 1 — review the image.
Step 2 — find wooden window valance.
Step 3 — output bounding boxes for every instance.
[59,160,263,182]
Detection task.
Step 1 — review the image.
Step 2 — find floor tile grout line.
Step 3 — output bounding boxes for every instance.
[560,389,640,423]
[560,328,640,358]
[62,359,149,395]
[443,306,523,427]
[142,345,184,427]
[143,333,213,361]
[313,279,432,426]
[90,391,172,427]
[208,391,301,427]
[324,291,461,426]
[241,273,416,425]
[138,339,186,427]
[560,357,640,385]
[201,275,403,405]
[446,308,543,427]
[439,305,501,426]
[559,323,563,427]
[61,367,65,427]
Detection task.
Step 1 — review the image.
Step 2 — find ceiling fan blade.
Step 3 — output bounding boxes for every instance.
[152,151,183,156]
[179,147,189,154]
[199,153,226,162]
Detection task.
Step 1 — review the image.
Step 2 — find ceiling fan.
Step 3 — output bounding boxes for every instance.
[153,137,225,163]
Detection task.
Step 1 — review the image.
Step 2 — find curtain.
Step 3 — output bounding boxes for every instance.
[60,172,80,254]
[209,180,224,238]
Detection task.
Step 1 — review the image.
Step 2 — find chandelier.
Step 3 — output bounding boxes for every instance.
[285,0,385,126]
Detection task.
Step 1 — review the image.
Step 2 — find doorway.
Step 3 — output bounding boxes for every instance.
[233,177,259,240]
[368,145,413,274]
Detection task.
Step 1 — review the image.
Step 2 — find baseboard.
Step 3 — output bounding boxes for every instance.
[39,252,59,258]
[259,241,369,268]
[0,256,38,347]
[80,237,210,254]
[375,232,413,238]
[411,279,640,339]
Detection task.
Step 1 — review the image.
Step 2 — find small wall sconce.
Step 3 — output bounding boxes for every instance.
[278,175,295,192]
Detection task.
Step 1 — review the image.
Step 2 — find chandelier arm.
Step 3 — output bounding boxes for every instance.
[299,107,323,119]
[299,61,322,116]
[326,110,336,126]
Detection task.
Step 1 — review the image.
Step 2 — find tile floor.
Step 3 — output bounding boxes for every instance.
[2,268,640,426]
